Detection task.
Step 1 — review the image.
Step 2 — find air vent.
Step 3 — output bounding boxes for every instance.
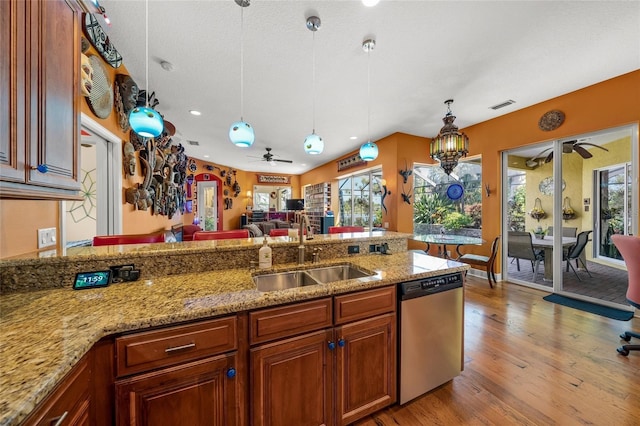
[489,100,516,110]
[187,140,200,146]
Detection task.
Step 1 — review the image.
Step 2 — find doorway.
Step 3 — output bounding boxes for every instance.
[61,114,122,248]
[502,124,637,308]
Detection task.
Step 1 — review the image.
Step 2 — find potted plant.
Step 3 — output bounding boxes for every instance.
[531,226,546,239]
[529,198,546,221]
[562,197,576,220]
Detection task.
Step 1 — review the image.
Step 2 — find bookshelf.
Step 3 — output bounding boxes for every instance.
[304,183,334,234]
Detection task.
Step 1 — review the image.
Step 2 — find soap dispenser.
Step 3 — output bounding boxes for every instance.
[259,237,272,269]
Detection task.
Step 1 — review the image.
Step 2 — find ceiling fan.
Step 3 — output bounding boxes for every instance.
[249,148,293,165]
[526,140,609,168]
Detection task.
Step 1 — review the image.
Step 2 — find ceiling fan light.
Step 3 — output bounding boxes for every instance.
[304,133,324,155]
[229,120,255,147]
[129,107,164,138]
[360,141,378,161]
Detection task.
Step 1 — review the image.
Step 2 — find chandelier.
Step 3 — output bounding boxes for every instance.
[429,99,469,175]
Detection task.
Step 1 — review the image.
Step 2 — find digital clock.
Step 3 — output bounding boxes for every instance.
[73,271,112,290]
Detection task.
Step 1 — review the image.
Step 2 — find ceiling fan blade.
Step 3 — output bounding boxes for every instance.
[573,144,593,159]
[272,158,293,163]
[544,151,554,163]
[576,142,609,152]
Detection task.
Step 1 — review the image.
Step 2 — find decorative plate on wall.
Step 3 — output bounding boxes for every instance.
[86,55,113,119]
[83,14,123,68]
[538,176,566,196]
[538,110,565,131]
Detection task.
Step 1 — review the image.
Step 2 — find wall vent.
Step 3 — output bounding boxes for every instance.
[187,140,200,146]
[489,99,516,110]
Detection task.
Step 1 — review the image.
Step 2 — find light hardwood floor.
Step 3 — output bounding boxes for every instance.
[355,276,640,426]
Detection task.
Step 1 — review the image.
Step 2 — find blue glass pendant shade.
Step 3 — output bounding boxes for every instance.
[304,133,324,155]
[129,107,164,138]
[359,141,378,161]
[229,121,255,147]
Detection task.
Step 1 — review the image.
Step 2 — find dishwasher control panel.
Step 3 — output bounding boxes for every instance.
[399,272,463,300]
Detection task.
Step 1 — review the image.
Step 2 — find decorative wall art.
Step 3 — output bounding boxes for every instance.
[83,13,123,68]
[538,176,566,196]
[538,110,565,131]
[86,55,113,119]
[257,174,290,184]
[337,154,367,172]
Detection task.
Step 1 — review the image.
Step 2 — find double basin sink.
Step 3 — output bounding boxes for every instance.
[253,264,374,292]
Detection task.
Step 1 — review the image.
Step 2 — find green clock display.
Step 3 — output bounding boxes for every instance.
[73,271,111,290]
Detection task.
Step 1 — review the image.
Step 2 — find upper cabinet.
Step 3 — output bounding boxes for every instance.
[1,0,82,200]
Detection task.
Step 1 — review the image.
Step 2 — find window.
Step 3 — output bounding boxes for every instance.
[337,169,383,229]
[413,159,482,236]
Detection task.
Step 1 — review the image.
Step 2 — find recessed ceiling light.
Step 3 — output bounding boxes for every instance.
[189,110,201,116]
[301,163,307,167]
[362,0,380,6]
[203,154,210,158]
[350,136,358,140]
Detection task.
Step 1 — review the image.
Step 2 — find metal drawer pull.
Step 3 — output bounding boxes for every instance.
[53,411,68,426]
[164,343,196,353]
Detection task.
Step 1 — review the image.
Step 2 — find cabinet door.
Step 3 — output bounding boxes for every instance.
[251,329,334,426]
[115,354,238,426]
[0,0,26,183]
[335,313,396,426]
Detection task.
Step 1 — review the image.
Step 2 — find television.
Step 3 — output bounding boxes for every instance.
[286,199,305,211]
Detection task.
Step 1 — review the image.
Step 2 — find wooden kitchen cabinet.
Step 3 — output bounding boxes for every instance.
[115,354,238,426]
[249,287,396,426]
[23,352,92,426]
[114,315,242,426]
[0,0,82,199]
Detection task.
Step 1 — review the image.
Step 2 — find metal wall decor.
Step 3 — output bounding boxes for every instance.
[538,110,565,131]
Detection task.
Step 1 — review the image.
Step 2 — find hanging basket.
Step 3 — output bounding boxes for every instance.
[562,196,576,220]
[530,198,546,221]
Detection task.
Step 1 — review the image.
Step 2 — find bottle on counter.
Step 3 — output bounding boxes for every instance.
[259,237,272,269]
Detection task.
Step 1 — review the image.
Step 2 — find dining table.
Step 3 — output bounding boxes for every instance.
[414,234,485,260]
[530,235,577,281]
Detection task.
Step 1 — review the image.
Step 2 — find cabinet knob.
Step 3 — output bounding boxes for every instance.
[338,338,345,347]
[226,367,236,379]
[31,164,49,173]
[327,341,336,350]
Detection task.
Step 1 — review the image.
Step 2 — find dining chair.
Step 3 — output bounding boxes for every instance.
[328,226,365,234]
[459,236,500,288]
[92,232,166,246]
[507,231,544,282]
[562,230,592,281]
[610,235,640,356]
[547,226,578,237]
[193,230,250,240]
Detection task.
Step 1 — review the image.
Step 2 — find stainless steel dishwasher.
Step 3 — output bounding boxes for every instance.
[398,272,464,405]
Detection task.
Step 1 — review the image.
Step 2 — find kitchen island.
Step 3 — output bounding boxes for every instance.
[0,233,468,425]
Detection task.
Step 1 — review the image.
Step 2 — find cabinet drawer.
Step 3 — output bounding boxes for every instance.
[250,298,332,345]
[334,286,396,325]
[116,316,237,377]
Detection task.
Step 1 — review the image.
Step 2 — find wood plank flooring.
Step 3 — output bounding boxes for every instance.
[354,276,640,426]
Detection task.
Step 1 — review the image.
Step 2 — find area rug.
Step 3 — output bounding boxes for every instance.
[543,294,634,321]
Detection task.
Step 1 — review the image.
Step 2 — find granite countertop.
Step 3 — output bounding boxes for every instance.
[0,250,467,426]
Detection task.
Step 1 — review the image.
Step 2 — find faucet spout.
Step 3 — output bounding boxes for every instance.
[298,214,310,265]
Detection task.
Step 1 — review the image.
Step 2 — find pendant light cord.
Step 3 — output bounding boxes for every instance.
[367,46,371,142]
[145,0,149,108]
[240,5,245,121]
[312,30,316,134]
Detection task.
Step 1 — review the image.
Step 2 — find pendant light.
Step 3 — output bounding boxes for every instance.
[128,0,164,138]
[359,38,378,161]
[303,16,324,155]
[229,0,255,148]
[429,99,469,175]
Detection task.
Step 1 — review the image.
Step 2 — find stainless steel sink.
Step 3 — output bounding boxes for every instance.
[253,271,321,292]
[305,264,374,283]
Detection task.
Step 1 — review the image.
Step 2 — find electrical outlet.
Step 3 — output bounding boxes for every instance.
[384,222,389,228]
[38,227,57,249]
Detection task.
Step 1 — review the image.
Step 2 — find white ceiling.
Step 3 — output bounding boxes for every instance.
[97,0,640,174]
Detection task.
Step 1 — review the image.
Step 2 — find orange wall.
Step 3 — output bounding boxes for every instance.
[300,70,640,261]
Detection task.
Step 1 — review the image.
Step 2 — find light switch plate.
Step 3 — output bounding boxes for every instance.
[38,227,57,249]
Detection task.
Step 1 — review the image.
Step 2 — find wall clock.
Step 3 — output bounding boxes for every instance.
[538,176,566,196]
[538,110,565,131]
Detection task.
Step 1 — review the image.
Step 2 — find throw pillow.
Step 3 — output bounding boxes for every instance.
[243,224,263,237]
